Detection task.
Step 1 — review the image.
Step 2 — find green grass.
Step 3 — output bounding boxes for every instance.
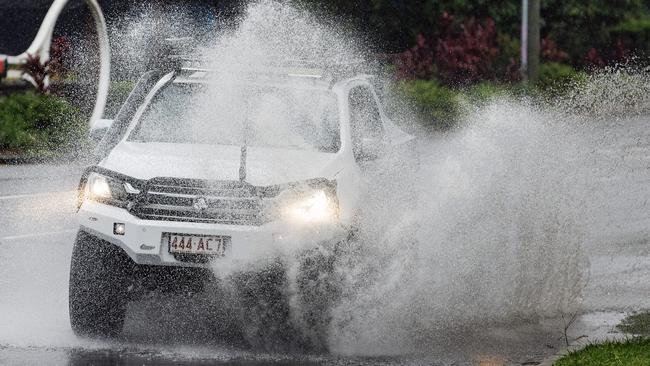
[555,338,650,366]
[555,313,650,365]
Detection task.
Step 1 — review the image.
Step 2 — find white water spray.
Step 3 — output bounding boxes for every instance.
[2,1,649,361]
[180,1,592,354]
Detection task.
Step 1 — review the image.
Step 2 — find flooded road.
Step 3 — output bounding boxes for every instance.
[0,115,648,365]
[0,165,564,365]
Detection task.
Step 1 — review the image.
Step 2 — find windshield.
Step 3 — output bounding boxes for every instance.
[129,81,341,153]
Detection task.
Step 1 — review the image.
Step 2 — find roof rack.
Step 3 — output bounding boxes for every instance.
[163,37,370,82]
[173,58,368,83]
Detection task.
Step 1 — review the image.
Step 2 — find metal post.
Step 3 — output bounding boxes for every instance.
[521,0,528,80]
[526,0,540,82]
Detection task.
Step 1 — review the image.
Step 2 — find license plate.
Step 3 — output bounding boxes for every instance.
[165,233,228,256]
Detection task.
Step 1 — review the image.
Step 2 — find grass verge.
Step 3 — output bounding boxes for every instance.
[555,338,650,366]
[555,312,650,365]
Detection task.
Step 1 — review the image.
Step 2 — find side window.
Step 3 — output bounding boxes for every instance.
[348,86,384,160]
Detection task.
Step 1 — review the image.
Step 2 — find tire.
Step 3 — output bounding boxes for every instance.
[229,249,342,353]
[230,261,296,351]
[294,248,341,352]
[69,231,135,338]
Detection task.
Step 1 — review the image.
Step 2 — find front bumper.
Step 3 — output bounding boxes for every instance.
[78,200,348,268]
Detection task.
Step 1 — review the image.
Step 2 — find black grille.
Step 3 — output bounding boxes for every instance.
[131,179,270,225]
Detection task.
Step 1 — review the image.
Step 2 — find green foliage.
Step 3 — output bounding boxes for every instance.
[368,0,521,52]
[610,18,650,50]
[541,0,650,63]
[611,18,650,34]
[0,91,87,157]
[397,80,511,128]
[554,338,650,366]
[617,312,650,335]
[537,63,587,93]
[295,0,650,67]
[398,79,461,128]
[463,82,509,105]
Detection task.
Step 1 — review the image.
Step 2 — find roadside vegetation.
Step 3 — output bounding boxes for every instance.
[0,91,87,159]
[395,65,587,129]
[554,312,650,365]
[617,311,650,335]
[0,35,133,160]
[2,1,649,157]
[554,338,650,366]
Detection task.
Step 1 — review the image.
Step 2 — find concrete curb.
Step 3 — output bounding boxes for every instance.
[538,349,569,366]
[0,155,50,165]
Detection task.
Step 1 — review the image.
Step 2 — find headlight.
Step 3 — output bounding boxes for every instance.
[85,172,128,202]
[281,188,338,224]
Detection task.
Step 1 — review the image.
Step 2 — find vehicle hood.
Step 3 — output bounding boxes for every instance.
[101,142,342,186]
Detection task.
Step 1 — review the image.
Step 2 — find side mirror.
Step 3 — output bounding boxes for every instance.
[357,137,385,161]
[89,118,114,143]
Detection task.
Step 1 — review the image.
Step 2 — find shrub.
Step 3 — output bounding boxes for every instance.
[397,79,519,129]
[435,16,500,85]
[394,33,435,80]
[49,36,71,81]
[303,0,650,68]
[537,62,587,92]
[541,37,569,62]
[21,54,49,93]
[584,48,606,69]
[0,92,88,157]
[495,32,522,82]
[463,82,509,105]
[21,36,72,93]
[397,79,461,128]
[610,17,650,53]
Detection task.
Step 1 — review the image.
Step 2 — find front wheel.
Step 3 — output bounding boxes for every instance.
[69,231,134,338]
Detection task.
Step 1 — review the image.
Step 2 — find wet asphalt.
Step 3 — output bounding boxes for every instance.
[0,163,560,365]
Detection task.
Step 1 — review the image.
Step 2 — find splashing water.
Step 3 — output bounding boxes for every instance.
[328,100,591,354]
[168,1,593,354]
[4,0,650,361]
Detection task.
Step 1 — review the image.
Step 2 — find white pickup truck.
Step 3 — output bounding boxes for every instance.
[69,63,416,346]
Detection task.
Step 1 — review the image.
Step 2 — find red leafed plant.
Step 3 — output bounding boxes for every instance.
[435,15,499,85]
[49,36,71,80]
[584,48,605,69]
[394,33,435,80]
[21,53,49,93]
[20,36,71,93]
[541,37,569,62]
[612,38,631,64]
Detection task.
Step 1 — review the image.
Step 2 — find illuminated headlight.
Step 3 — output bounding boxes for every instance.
[85,172,128,202]
[282,189,338,224]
